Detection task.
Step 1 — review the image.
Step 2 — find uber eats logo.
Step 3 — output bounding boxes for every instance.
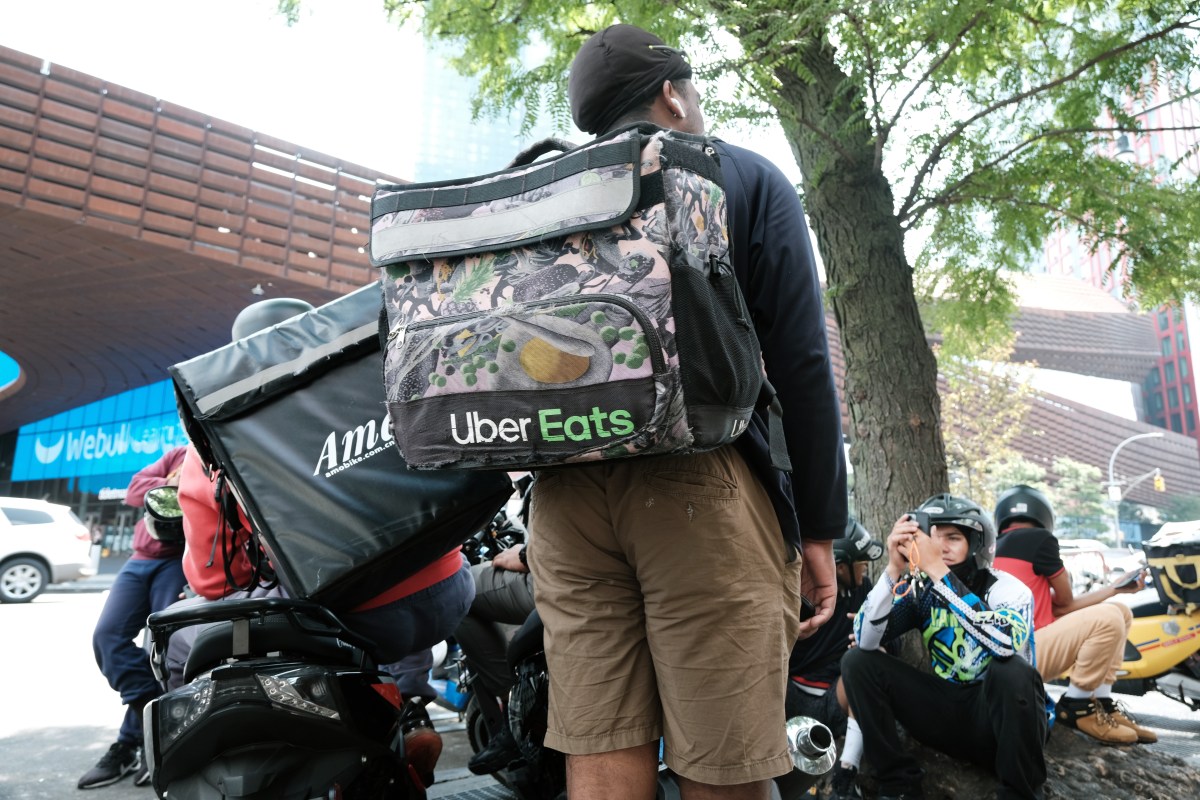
[450,407,635,444]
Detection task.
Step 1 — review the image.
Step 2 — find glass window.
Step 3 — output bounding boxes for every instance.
[1169,388,1180,408]
[1178,332,1187,351]
[0,507,54,525]
[1190,411,1196,432]
[1183,358,1191,378]
[1163,337,1174,356]
[1155,394,1165,411]
[1186,385,1193,405]
[1172,414,1183,432]
[1165,362,1177,383]
[1159,309,1171,330]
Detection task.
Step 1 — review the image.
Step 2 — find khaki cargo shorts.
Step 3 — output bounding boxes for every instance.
[527,446,803,785]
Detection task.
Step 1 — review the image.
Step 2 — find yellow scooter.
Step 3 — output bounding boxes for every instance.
[1112,521,1200,710]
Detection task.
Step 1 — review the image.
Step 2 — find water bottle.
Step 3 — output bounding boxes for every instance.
[785,716,836,775]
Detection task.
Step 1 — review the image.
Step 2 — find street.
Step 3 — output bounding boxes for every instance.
[1,573,1197,799]
[0,567,502,800]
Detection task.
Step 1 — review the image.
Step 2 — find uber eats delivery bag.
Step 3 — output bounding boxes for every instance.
[1144,521,1200,614]
[169,282,513,610]
[369,124,789,471]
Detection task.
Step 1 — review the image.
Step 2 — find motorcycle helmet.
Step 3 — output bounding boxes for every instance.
[143,485,185,544]
[833,517,884,566]
[994,484,1055,533]
[230,297,314,341]
[916,493,996,569]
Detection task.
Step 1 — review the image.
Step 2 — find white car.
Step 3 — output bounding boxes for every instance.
[0,497,96,603]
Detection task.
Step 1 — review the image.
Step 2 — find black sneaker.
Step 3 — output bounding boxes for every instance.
[468,725,520,775]
[77,741,140,789]
[828,764,863,800]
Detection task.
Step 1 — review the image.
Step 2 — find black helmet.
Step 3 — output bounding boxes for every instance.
[143,485,184,544]
[231,298,314,341]
[916,493,996,569]
[833,517,884,565]
[994,485,1054,533]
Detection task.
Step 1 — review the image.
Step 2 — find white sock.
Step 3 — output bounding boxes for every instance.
[840,717,863,769]
[1094,684,1113,700]
[1063,683,1091,700]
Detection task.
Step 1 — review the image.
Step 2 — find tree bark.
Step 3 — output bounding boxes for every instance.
[772,34,949,540]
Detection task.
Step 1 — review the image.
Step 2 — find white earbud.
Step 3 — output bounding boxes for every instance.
[671,98,687,119]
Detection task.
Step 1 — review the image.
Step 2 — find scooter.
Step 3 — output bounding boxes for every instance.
[140,485,422,800]
[1113,585,1200,710]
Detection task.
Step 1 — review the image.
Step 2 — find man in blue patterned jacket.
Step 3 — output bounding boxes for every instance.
[840,494,1046,800]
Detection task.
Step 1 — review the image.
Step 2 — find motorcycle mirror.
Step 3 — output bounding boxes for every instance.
[145,485,183,522]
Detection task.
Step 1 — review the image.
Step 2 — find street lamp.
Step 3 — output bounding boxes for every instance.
[1107,431,1165,543]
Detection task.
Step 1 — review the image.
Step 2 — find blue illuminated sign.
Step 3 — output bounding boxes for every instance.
[11,380,186,483]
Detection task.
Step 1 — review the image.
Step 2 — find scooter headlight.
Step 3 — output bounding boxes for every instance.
[158,677,214,745]
[258,667,340,720]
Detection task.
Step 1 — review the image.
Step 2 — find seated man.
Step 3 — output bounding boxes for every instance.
[994,485,1153,745]
[841,494,1047,800]
[784,518,881,800]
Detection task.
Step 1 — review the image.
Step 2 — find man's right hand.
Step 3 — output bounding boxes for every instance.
[492,544,528,573]
[886,514,920,579]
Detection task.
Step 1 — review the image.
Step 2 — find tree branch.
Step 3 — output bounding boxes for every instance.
[841,11,886,170]
[883,10,988,146]
[902,122,1200,226]
[897,16,1200,221]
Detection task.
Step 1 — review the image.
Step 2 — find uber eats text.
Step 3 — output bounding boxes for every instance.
[450,407,634,445]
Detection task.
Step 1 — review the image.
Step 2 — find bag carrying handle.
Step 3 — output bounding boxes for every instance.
[506,137,579,168]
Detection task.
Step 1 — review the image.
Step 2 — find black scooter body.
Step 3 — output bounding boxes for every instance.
[145,597,421,799]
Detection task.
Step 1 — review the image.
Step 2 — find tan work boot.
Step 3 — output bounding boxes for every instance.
[1098,698,1158,743]
[1055,696,1137,745]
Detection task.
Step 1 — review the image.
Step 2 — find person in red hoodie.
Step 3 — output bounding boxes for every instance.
[79,444,189,790]
[173,297,473,789]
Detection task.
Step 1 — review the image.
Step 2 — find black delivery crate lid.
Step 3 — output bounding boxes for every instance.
[170,283,512,610]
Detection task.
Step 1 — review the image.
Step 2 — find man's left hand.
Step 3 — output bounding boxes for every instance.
[796,538,835,639]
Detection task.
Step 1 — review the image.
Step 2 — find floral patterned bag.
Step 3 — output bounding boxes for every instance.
[369,125,765,470]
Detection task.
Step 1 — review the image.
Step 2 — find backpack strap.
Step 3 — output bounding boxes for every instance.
[760,379,793,473]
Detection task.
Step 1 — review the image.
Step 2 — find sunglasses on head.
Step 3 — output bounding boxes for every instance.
[649,44,689,60]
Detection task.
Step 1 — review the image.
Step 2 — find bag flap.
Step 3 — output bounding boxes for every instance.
[369,129,643,265]
[171,282,382,421]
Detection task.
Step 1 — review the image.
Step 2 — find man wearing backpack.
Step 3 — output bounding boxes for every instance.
[526,24,847,800]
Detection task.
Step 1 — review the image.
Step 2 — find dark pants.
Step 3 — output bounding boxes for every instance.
[354,557,475,700]
[92,557,186,746]
[454,561,536,699]
[841,647,1047,800]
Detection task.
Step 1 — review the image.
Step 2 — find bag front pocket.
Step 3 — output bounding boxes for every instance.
[385,295,668,468]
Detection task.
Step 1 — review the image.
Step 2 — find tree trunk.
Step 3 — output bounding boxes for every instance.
[772,34,949,541]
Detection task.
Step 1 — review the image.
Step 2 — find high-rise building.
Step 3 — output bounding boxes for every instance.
[1037,87,1200,442]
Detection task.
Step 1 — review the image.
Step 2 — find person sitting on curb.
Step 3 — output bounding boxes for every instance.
[993,484,1155,745]
[841,494,1047,800]
[784,518,883,800]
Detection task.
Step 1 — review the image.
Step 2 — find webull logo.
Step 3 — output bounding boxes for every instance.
[34,424,183,464]
[313,413,396,477]
[450,407,635,445]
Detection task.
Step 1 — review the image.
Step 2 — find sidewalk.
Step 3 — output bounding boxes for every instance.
[45,552,124,594]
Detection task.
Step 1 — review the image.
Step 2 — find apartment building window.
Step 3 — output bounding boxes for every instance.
[1190,410,1196,432]
[1169,387,1180,408]
[1159,309,1171,330]
[1163,337,1174,356]
[1172,414,1183,433]
[1183,358,1191,378]
[1154,394,1165,411]
[1178,332,1187,351]
[1165,362,1177,383]
[1186,385,1193,405]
